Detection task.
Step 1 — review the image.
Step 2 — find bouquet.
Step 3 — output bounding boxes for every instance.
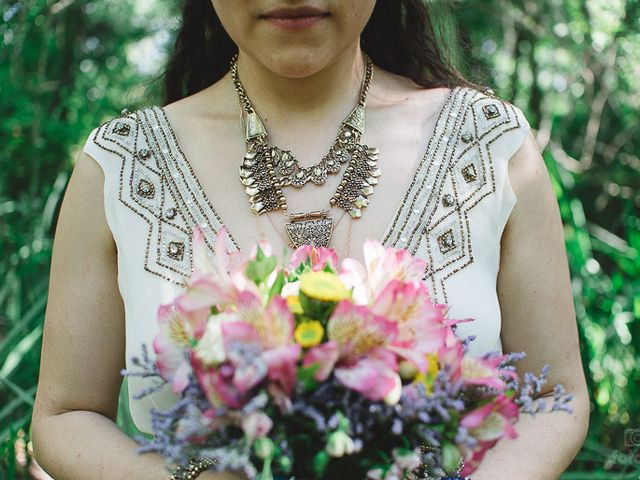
[124,227,572,480]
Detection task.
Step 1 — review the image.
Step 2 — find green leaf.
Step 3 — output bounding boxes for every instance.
[299,291,336,323]
[268,270,286,301]
[297,363,321,392]
[246,255,278,285]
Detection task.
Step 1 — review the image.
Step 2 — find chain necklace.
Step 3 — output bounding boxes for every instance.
[232,54,381,248]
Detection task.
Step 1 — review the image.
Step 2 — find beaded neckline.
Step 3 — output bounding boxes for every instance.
[153,86,463,254]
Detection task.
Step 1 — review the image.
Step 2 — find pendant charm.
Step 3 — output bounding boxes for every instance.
[329,144,380,219]
[239,144,288,215]
[285,210,334,248]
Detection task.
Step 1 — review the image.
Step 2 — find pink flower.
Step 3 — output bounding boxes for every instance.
[289,245,339,272]
[370,279,450,371]
[439,343,516,391]
[302,301,400,401]
[153,303,209,394]
[459,394,519,474]
[192,358,245,409]
[220,293,301,398]
[339,240,427,305]
[178,226,254,312]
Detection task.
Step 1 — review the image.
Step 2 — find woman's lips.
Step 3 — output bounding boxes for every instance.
[261,7,329,31]
[265,15,326,30]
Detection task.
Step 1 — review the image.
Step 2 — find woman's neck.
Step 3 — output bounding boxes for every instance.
[233,44,367,123]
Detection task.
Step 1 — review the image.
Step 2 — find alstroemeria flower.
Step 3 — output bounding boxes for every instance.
[153,302,209,394]
[370,279,450,371]
[302,301,400,401]
[193,358,246,409]
[439,343,516,391]
[339,240,427,305]
[459,394,519,474]
[177,226,254,312]
[221,293,301,397]
[289,245,339,272]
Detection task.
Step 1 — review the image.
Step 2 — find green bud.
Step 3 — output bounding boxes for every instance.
[278,455,292,473]
[442,443,463,474]
[253,437,275,460]
[326,431,355,458]
[398,360,419,380]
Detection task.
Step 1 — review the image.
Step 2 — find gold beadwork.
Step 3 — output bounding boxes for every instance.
[381,86,526,303]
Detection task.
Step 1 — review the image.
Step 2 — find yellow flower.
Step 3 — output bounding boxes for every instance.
[414,352,439,394]
[299,271,350,302]
[294,320,325,348]
[286,295,303,314]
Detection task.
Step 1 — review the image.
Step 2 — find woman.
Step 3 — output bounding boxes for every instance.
[31,1,589,479]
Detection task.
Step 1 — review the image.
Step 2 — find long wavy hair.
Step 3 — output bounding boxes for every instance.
[163,0,482,104]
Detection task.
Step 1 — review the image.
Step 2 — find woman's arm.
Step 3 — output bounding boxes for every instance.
[471,132,590,479]
[31,151,243,480]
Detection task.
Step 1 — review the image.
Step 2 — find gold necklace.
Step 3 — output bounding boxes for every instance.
[232,54,380,249]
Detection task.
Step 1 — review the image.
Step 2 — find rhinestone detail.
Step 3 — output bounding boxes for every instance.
[442,194,455,207]
[165,207,177,219]
[482,104,500,119]
[462,164,478,182]
[136,179,155,198]
[437,229,456,253]
[113,121,130,136]
[138,148,151,160]
[167,241,185,261]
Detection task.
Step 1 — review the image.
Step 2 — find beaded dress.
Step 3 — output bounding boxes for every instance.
[82,86,532,434]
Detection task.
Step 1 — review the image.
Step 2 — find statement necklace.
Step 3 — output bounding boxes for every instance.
[232,54,381,248]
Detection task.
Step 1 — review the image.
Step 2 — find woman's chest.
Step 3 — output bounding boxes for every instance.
[90,85,527,306]
[171,106,438,264]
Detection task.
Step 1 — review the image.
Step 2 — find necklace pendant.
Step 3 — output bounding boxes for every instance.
[285,211,334,248]
[245,111,267,141]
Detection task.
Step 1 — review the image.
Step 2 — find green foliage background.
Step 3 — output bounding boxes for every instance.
[1,0,638,478]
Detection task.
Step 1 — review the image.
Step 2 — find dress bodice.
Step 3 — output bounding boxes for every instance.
[82,86,531,434]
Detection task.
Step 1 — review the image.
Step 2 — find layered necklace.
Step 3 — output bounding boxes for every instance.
[232,54,381,248]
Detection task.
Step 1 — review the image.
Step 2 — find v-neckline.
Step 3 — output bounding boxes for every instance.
[153,86,463,256]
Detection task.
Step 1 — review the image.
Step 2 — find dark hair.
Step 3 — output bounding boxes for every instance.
[163,0,482,105]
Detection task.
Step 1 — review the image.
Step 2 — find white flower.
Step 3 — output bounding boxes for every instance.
[281,280,301,298]
[194,313,234,366]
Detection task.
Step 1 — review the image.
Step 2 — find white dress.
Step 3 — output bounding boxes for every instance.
[82,85,531,434]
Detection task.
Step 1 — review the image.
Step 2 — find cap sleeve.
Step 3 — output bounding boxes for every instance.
[494,103,532,237]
